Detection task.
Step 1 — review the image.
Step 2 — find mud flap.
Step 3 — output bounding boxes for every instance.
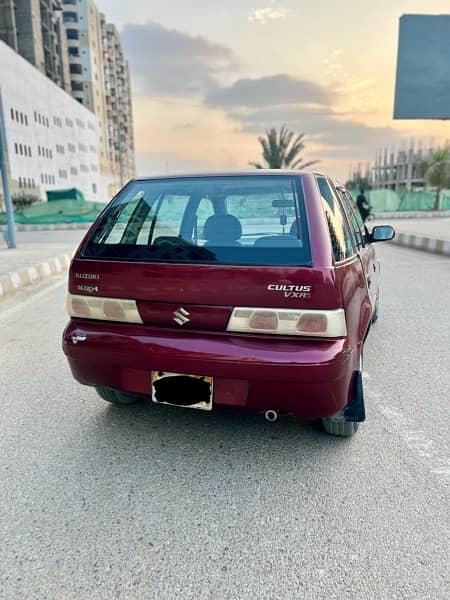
[343,371,366,422]
[330,370,365,423]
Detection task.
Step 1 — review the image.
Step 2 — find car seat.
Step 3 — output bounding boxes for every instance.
[204,214,242,246]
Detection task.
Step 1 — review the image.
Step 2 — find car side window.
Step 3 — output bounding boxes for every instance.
[150,195,191,242]
[347,193,369,244]
[317,177,354,262]
[338,190,365,249]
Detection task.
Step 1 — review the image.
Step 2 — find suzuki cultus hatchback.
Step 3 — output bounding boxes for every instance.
[63,172,395,436]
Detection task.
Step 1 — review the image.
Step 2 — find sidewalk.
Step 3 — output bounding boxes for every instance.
[0,230,85,300]
[373,218,450,256]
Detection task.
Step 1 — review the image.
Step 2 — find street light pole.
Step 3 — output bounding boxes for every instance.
[0,88,16,248]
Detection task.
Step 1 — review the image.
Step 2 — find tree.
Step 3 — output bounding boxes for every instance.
[424,148,450,210]
[250,126,319,170]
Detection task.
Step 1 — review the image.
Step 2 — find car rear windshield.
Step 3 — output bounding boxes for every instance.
[82,175,312,266]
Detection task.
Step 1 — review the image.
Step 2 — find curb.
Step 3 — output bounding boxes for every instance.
[373,210,450,220]
[390,233,450,256]
[0,223,92,232]
[0,253,71,300]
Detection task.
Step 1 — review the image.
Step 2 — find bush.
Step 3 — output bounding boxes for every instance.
[12,194,40,210]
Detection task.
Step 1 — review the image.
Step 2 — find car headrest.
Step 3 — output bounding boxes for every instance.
[204,214,242,244]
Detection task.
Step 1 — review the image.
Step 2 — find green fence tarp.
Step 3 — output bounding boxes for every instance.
[349,189,450,212]
[0,198,105,225]
[46,188,85,203]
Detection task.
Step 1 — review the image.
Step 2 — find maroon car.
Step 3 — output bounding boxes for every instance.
[63,172,394,436]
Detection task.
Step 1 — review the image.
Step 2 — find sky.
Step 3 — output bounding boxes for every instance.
[96,0,450,180]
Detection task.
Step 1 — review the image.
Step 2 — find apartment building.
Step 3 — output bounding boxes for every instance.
[61,0,135,194]
[0,0,71,91]
[100,17,135,192]
[0,40,106,204]
[61,0,111,185]
[0,0,135,198]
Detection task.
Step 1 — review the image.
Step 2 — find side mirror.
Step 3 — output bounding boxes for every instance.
[369,225,395,243]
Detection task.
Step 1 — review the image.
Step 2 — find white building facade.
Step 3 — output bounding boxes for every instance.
[0,40,111,204]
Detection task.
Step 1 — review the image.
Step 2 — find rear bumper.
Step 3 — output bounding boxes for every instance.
[62,319,356,419]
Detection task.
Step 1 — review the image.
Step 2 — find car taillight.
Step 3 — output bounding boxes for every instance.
[227,308,346,337]
[66,294,143,324]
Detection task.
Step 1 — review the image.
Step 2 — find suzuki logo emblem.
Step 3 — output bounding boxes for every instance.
[173,307,190,326]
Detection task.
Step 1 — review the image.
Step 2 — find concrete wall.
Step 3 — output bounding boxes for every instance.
[0,39,109,202]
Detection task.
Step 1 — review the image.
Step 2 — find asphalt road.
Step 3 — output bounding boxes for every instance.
[0,244,449,600]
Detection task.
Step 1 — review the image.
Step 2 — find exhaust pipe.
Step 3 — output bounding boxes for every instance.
[264,410,278,423]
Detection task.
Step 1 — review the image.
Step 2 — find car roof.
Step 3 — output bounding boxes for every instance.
[132,169,324,181]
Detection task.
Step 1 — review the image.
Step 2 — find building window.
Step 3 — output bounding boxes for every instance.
[70,63,82,74]
[66,29,79,40]
[92,183,97,194]
[10,108,14,120]
[24,115,28,126]
[68,46,79,57]
[71,81,83,91]
[18,177,22,188]
[70,167,78,176]
[63,11,78,23]
[65,117,74,128]
[19,144,23,155]
[14,142,18,154]
[62,0,77,4]
[20,113,24,124]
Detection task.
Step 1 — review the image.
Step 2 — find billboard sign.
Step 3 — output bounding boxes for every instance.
[394,14,450,120]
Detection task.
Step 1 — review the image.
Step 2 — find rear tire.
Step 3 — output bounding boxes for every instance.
[95,386,143,405]
[321,418,359,437]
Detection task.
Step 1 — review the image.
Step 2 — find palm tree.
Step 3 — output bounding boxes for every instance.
[250,126,319,170]
[425,148,450,210]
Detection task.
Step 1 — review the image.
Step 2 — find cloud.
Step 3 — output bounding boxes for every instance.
[121,22,238,95]
[248,4,290,24]
[228,105,406,160]
[136,152,216,176]
[205,74,332,108]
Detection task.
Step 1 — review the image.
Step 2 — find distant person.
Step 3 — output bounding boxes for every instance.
[356,189,371,222]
